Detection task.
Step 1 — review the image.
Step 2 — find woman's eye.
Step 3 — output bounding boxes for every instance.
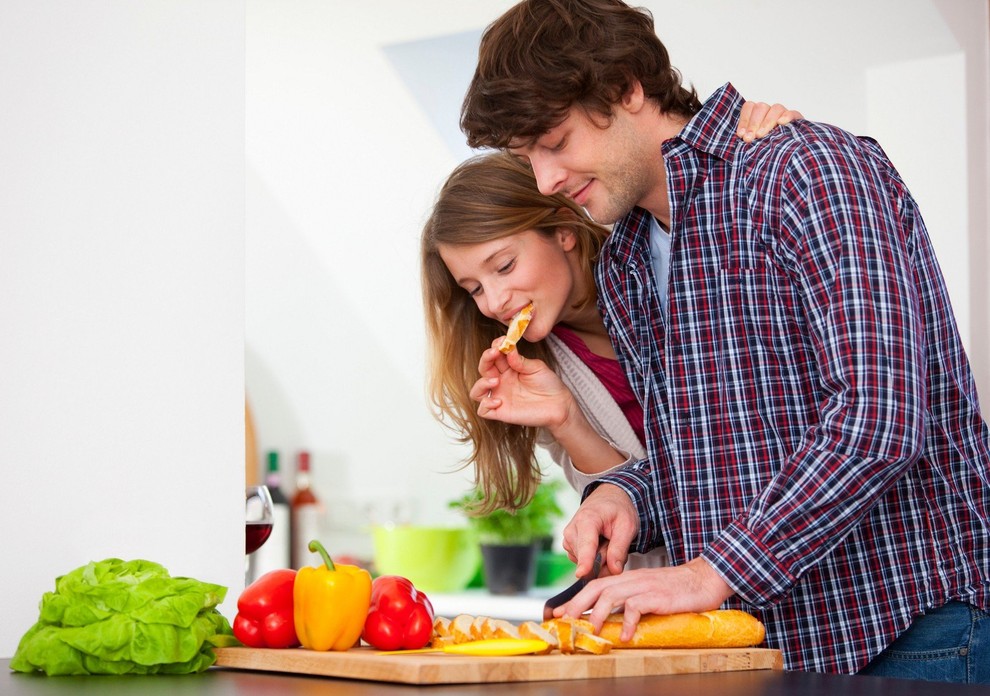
[497,259,516,274]
[468,285,482,297]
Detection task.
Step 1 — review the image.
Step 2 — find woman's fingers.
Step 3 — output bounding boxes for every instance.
[756,103,804,137]
[739,101,806,142]
[469,376,500,402]
[738,101,769,142]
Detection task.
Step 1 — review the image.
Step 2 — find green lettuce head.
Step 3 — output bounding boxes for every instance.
[11,558,236,676]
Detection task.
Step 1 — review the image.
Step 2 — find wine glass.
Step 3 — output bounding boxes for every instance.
[245,485,274,555]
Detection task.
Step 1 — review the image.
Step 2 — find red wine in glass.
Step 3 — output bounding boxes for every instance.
[246,521,273,554]
[246,485,275,558]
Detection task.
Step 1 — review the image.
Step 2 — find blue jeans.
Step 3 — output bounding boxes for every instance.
[858,601,990,683]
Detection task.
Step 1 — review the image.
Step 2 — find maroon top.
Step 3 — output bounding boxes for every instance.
[551,324,645,447]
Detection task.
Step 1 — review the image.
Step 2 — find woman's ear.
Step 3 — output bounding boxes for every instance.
[557,226,578,252]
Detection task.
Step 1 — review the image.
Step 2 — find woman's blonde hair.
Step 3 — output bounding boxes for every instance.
[421,152,610,512]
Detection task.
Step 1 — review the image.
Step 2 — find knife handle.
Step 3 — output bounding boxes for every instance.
[542,536,609,620]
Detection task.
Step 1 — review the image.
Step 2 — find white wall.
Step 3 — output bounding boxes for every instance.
[245,0,990,561]
[0,1,245,657]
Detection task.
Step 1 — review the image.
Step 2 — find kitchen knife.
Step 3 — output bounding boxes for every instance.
[542,537,607,621]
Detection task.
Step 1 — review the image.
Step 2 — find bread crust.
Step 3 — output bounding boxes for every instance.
[596,610,765,649]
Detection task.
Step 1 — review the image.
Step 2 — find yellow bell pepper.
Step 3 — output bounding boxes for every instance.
[293,540,372,651]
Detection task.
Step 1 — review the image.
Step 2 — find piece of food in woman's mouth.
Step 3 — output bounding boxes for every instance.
[499,303,534,354]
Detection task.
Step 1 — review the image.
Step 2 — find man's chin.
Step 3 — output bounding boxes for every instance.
[585,205,622,226]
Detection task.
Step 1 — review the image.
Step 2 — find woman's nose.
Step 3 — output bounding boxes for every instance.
[484,282,513,319]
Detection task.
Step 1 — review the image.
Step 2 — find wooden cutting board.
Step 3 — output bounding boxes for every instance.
[212,646,783,685]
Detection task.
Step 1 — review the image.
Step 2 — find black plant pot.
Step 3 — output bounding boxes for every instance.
[480,542,541,595]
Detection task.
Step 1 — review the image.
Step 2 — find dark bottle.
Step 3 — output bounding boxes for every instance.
[250,451,292,579]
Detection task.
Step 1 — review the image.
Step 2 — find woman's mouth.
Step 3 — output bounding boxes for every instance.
[502,303,533,325]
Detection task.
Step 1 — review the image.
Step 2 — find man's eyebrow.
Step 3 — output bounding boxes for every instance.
[508,132,544,151]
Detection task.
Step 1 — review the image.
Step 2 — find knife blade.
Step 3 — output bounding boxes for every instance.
[542,537,607,621]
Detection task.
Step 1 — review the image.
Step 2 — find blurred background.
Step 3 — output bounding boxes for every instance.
[244,0,990,562]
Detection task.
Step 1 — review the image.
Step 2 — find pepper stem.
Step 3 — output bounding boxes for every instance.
[307,539,335,571]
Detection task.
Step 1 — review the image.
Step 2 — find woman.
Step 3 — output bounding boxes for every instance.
[422,105,800,569]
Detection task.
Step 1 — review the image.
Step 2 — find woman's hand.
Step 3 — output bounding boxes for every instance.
[469,339,574,429]
[471,339,628,474]
[737,101,804,143]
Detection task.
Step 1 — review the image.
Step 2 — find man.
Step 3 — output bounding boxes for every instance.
[460,0,990,680]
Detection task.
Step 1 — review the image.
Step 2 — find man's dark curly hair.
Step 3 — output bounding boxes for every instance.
[461,0,701,150]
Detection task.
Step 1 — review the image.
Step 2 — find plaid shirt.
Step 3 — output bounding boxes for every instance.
[594,83,990,673]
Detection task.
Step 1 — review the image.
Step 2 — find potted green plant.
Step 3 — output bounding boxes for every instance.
[449,480,564,595]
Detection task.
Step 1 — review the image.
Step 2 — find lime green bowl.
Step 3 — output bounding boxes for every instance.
[371,525,481,594]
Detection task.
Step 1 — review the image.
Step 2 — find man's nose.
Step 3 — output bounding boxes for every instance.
[529,153,566,196]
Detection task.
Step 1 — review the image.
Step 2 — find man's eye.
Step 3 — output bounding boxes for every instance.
[549,138,566,152]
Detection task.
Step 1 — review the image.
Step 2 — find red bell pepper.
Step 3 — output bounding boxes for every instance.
[232,568,300,648]
[361,575,435,651]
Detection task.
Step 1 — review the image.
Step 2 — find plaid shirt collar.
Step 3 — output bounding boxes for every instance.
[608,82,744,265]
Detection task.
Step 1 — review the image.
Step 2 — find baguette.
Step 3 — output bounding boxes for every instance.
[545,617,610,655]
[430,616,454,648]
[555,618,576,653]
[498,303,534,354]
[596,610,765,649]
[450,614,475,644]
[574,631,613,655]
[430,633,456,648]
[433,615,451,638]
[518,621,557,653]
[430,611,762,655]
[470,615,489,640]
[491,618,522,640]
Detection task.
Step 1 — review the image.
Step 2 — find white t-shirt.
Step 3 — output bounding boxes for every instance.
[648,215,671,319]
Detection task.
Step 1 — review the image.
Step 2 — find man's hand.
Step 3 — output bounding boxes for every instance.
[554,557,735,642]
[561,484,639,578]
